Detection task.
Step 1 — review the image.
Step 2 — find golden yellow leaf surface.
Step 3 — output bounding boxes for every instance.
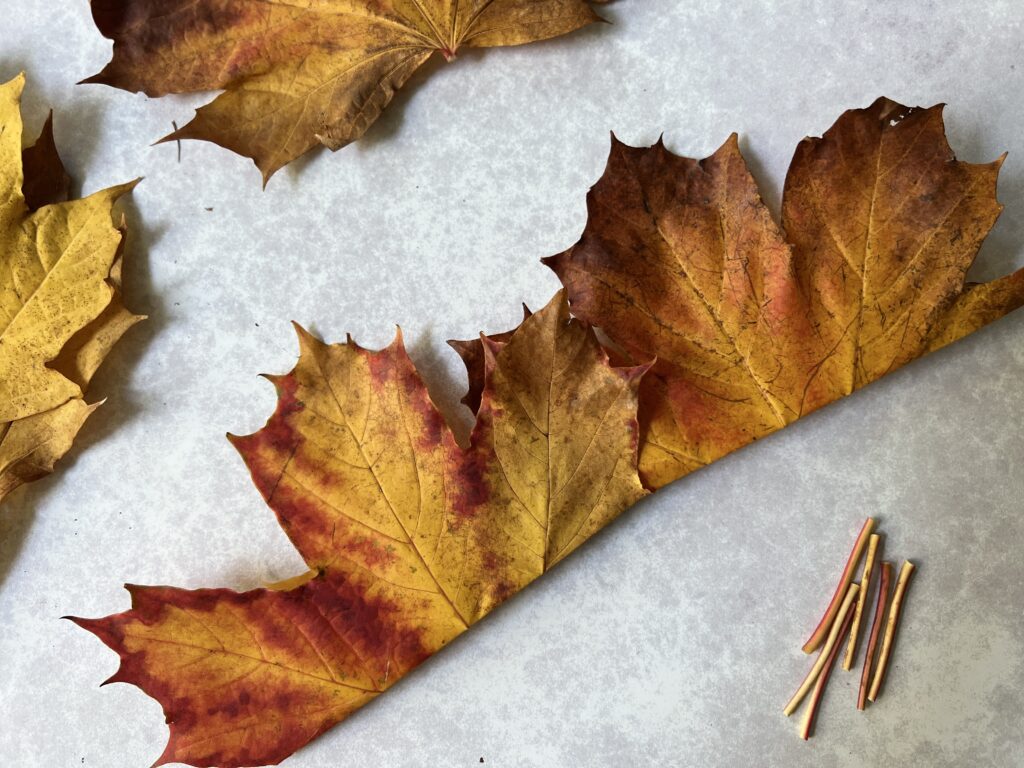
[0,74,143,504]
[546,99,1024,488]
[86,0,607,182]
[74,291,648,766]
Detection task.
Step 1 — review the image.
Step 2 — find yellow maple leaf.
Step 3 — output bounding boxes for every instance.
[0,74,143,504]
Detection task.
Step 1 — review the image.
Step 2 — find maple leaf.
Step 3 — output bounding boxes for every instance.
[545,98,1024,489]
[85,0,608,183]
[0,74,143,504]
[72,292,647,767]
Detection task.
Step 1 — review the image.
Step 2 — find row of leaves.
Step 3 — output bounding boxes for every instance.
[4,70,1020,764]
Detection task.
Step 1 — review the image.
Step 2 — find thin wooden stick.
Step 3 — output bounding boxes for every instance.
[858,561,892,710]
[843,533,881,670]
[800,595,857,739]
[868,560,915,702]
[785,583,859,716]
[802,518,875,653]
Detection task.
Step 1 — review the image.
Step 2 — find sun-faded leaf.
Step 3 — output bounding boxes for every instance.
[545,99,1024,489]
[85,0,608,183]
[0,74,143,504]
[74,291,647,767]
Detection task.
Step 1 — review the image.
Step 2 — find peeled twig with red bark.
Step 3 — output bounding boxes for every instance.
[803,518,876,654]
[868,560,915,702]
[857,560,892,709]
[800,594,857,739]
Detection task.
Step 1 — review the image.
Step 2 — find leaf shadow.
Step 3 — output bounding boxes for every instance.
[0,471,57,591]
[54,101,109,195]
[736,133,783,220]
[278,52,450,186]
[278,7,618,186]
[0,62,109,184]
[63,193,167,457]
[352,52,449,152]
[0,195,164,590]
[952,124,1024,282]
[405,325,476,446]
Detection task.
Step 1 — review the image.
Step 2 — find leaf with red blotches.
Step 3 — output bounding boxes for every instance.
[73,291,648,767]
[545,98,1024,489]
[0,74,144,505]
[84,0,610,183]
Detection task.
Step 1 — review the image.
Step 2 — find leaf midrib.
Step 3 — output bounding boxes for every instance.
[614,151,789,428]
[307,348,471,628]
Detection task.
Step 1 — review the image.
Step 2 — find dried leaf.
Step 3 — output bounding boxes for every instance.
[545,99,1024,489]
[0,74,143,504]
[74,291,648,767]
[85,0,608,183]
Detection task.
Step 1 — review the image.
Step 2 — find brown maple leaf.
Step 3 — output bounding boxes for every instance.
[545,98,1024,489]
[0,74,144,505]
[84,0,609,183]
[72,292,647,767]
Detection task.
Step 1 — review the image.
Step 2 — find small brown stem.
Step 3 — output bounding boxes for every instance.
[857,561,891,709]
[843,533,881,670]
[800,593,856,739]
[802,518,876,654]
[868,560,915,702]
[785,582,860,716]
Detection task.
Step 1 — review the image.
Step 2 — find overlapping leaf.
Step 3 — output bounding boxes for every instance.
[73,292,647,767]
[0,74,143,504]
[546,99,1024,488]
[85,0,608,182]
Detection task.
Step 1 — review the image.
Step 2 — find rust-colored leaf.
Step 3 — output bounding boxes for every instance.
[84,0,608,183]
[74,291,648,766]
[0,74,144,505]
[545,99,1024,489]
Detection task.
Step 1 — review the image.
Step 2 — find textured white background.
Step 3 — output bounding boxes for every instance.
[2,1,1023,766]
